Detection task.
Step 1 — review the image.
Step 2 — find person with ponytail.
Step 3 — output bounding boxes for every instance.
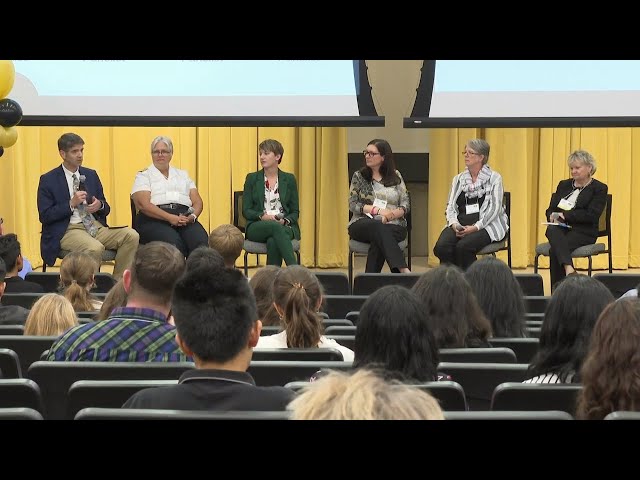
[256,265,354,361]
[59,251,103,312]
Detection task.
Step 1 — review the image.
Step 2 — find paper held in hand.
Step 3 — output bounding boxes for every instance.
[541,222,572,229]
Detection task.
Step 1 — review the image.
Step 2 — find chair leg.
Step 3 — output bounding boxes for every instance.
[244,252,249,277]
[348,250,354,293]
[534,254,539,274]
[296,251,301,265]
[588,256,593,276]
[608,251,613,273]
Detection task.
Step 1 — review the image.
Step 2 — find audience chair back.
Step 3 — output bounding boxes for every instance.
[233,191,301,276]
[0,378,45,413]
[439,347,517,364]
[490,382,582,416]
[25,272,117,293]
[314,272,351,295]
[514,273,544,296]
[324,335,355,351]
[0,336,58,374]
[75,408,290,420]
[0,325,24,336]
[352,272,422,296]
[251,348,345,362]
[488,337,540,363]
[0,349,21,378]
[524,296,551,314]
[604,411,640,420]
[322,295,367,319]
[0,407,44,420]
[593,273,640,299]
[534,193,612,276]
[476,191,512,267]
[444,410,573,420]
[247,360,352,387]
[26,361,195,420]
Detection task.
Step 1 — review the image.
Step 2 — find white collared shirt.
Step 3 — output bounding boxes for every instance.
[131,164,196,207]
[61,164,83,225]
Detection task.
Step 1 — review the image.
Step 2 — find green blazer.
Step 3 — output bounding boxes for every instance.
[242,169,301,240]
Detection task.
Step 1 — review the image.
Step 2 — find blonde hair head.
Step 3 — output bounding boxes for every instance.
[288,369,445,420]
[24,293,78,336]
[59,251,99,312]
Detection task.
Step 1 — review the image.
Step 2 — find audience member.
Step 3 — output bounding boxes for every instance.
[59,251,103,311]
[0,258,30,325]
[37,132,139,279]
[465,256,527,337]
[412,264,492,348]
[524,274,614,383]
[242,139,300,267]
[122,264,294,411]
[433,139,508,271]
[576,298,640,419]
[185,246,225,272]
[256,265,354,361]
[354,285,445,382]
[249,265,281,327]
[131,135,208,257]
[288,368,444,420]
[208,224,244,269]
[94,278,127,322]
[348,139,411,274]
[46,242,188,362]
[544,150,608,291]
[24,293,78,336]
[0,233,43,293]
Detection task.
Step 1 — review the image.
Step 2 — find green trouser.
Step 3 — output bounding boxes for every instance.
[246,221,298,267]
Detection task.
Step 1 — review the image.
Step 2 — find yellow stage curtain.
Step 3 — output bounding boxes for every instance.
[429,127,637,270]
[0,126,348,270]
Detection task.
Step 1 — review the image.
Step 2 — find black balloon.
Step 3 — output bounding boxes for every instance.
[0,98,23,128]
[0,146,4,157]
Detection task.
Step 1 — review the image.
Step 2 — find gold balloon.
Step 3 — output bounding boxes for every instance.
[0,61,16,99]
[0,126,18,148]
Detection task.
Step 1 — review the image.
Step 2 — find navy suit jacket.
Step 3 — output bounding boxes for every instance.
[37,165,111,266]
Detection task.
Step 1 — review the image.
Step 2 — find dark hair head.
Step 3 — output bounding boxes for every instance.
[465,257,527,337]
[172,265,257,362]
[259,139,284,164]
[0,233,20,271]
[129,242,186,305]
[272,266,324,348]
[186,246,225,272]
[529,274,614,381]
[354,285,439,382]
[95,279,128,321]
[359,138,401,187]
[59,251,99,312]
[577,298,640,419]
[411,265,492,348]
[58,132,84,152]
[0,257,6,282]
[249,266,281,326]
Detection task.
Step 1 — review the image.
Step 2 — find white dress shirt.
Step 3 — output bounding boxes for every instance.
[255,330,354,362]
[131,164,196,207]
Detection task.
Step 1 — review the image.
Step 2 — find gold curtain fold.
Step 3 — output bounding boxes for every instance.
[429,127,637,270]
[0,125,348,271]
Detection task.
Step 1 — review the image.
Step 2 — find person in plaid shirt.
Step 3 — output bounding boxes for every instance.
[46,241,188,362]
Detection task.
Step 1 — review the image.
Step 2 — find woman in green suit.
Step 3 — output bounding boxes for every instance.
[242,139,300,267]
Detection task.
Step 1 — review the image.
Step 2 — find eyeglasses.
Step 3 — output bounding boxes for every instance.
[462,150,480,156]
[152,150,171,156]
[363,150,381,157]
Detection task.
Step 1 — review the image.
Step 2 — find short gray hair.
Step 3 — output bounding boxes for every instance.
[466,139,490,164]
[150,136,174,154]
[567,150,596,175]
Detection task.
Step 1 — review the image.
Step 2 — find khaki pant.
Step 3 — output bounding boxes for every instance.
[60,222,139,278]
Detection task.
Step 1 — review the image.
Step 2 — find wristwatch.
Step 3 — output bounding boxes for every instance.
[189,213,197,222]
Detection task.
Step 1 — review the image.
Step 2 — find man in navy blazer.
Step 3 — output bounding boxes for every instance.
[37,132,139,279]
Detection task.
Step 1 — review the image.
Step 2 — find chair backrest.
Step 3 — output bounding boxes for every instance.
[314,272,351,295]
[322,319,354,328]
[352,272,422,296]
[26,361,195,419]
[233,191,247,233]
[444,410,573,420]
[1,293,44,309]
[251,348,344,362]
[0,348,21,378]
[438,347,517,364]
[604,411,640,420]
[0,336,58,374]
[324,335,355,351]
[0,378,45,412]
[408,381,468,411]
[0,407,44,420]
[0,325,24,335]
[247,360,352,387]
[67,379,178,418]
[514,273,544,296]
[524,295,551,314]
[324,325,357,336]
[260,325,282,336]
[75,407,291,420]
[490,382,582,415]
[345,311,359,324]
[437,362,530,411]
[599,193,612,238]
[130,196,138,230]
[488,337,540,363]
[322,295,368,319]
[593,273,640,299]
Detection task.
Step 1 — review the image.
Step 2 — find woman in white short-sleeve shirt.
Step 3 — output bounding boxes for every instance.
[131,136,208,257]
[255,266,354,362]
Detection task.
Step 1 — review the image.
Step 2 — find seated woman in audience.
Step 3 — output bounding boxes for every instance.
[59,251,103,312]
[524,274,614,384]
[94,278,127,322]
[256,265,354,361]
[348,139,411,274]
[24,293,78,336]
[249,265,281,327]
[354,284,447,382]
[465,256,527,338]
[576,298,640,419]
[411,265,492,348]
[287,368,444,420]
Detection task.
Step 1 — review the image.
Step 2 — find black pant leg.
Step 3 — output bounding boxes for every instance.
[546,226,595,291]
[136,214,187,256]
[349,218,407,272]
[433,227,458,265]
[455,229,492,270]
[179,221,209,257]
